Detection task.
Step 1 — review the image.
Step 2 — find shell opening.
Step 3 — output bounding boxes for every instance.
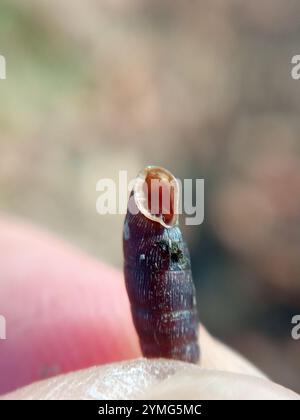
[134,166,179,228]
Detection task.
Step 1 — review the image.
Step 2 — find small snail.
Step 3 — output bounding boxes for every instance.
[123,166,200,363]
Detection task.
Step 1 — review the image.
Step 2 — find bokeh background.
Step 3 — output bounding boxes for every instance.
[1,0,300,392]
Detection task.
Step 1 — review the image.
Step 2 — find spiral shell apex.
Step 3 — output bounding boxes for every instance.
[123,166,200,363]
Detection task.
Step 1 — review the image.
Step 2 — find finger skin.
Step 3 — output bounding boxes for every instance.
[2,359,299,400]
[0,217,264,395]
[199,325,266,379]
[0,217,140,394]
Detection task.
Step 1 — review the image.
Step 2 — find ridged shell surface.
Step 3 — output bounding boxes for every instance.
[123,170,200,363]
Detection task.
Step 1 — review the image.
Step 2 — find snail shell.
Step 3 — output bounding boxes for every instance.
[123,166,200,363]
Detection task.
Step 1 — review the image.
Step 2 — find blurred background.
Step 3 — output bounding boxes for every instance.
[0,0,300,392]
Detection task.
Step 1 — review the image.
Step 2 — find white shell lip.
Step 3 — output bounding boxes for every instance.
[133,166,179,229]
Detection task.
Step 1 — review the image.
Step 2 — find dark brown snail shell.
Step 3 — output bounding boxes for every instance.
[123,166,200,363]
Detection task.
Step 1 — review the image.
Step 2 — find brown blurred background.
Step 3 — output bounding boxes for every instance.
[0,0,300,392]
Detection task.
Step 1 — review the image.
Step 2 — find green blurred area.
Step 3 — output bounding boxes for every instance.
[0,0,87,131]
[0,0,300,392]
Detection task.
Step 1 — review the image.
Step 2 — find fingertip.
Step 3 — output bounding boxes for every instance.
[0,217,140,394]
[2,359,299,400]
[199,325,266,379]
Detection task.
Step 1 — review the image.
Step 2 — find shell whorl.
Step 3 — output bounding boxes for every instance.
[123,166,200,363]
